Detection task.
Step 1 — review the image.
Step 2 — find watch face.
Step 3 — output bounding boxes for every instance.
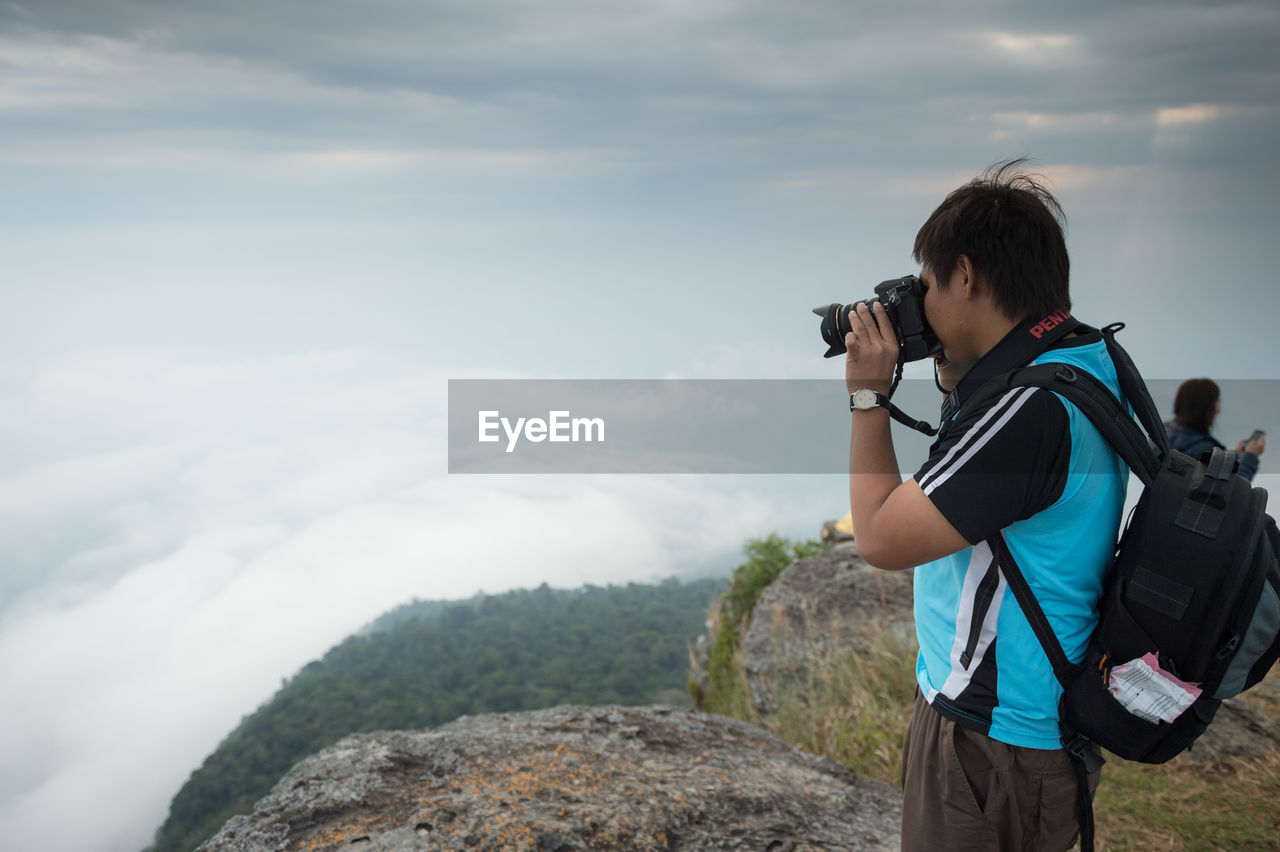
[852,388,878,410]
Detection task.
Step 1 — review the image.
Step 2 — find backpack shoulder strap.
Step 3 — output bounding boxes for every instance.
[959,323,1167,484]
[1000,361,1162,485]
[1099,322,1170,457]
[990,533,1077,688]
[951,323,1161,457]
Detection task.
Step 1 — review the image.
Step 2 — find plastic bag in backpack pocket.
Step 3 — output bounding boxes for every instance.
[1059,642,1220,765]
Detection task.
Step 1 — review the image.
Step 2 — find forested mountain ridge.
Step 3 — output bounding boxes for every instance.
[147,576,724,852]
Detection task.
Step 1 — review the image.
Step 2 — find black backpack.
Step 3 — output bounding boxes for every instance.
[960,323,1280,852]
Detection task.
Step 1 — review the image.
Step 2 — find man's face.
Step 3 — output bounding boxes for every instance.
[920,263,969,391]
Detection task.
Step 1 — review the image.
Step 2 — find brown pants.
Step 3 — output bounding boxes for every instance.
[900,690,1100,852]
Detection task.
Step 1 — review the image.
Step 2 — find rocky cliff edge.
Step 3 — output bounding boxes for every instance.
[198,704,903,852]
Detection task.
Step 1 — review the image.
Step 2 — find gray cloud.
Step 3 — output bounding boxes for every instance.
[5,1,1276,154]
[2,2,1279,850]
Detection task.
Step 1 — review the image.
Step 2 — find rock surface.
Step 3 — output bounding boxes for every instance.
[1177,673,1280,766]
[198,704,903,852]
[740,546,914,718]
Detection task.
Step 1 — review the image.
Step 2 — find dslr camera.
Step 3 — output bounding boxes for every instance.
[813,275,942,362]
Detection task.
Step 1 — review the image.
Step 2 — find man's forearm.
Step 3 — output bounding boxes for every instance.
[848,407,904,549]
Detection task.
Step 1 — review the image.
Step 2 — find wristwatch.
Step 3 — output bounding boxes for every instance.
[849,388,890,412]
[848,387,939,436]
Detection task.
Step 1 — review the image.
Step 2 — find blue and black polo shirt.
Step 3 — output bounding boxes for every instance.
[911,329,1129,749]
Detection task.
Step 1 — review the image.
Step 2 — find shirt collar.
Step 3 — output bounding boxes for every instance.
[940,311,1082,422]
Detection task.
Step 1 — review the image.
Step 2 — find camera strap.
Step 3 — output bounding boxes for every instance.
[938,311,1082,427]
[885,389,940,436]
[880,355,941,436]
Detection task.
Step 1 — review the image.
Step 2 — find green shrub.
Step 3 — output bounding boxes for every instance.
[696,533,826,716]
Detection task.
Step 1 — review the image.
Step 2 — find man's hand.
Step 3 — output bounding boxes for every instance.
[844,301,899,395]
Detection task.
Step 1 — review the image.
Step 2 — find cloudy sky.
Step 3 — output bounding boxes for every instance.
[2,2,1279,850]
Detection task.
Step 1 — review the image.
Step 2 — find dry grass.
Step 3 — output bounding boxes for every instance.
[762,628,918,784]
[1092,749,1280,851]
[742,638,1280,851]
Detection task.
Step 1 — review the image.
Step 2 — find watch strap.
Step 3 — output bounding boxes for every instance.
[849,388,938,436]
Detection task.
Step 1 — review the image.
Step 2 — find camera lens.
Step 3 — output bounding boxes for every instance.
[812,303,851,359]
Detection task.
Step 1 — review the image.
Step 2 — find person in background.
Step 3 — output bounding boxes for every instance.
[1165,378,1264,481]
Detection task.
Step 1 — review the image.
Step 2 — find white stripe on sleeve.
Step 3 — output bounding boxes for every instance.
[919,387,1039,496]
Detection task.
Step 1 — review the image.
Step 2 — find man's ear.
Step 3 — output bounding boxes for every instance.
[955,255,978,298]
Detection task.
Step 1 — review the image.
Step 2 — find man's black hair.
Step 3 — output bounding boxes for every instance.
[913,158,1071,321]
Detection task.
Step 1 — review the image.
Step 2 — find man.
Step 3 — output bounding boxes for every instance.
[842,161,1127,851]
